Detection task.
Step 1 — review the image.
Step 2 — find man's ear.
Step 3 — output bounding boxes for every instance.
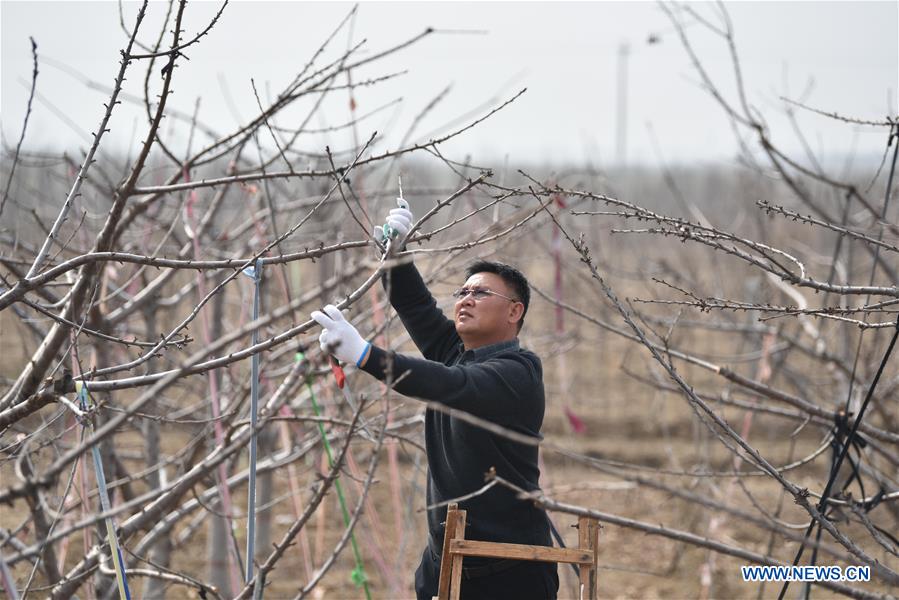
[508,302,525,326]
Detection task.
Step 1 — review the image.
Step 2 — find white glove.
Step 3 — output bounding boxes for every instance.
[310,305,371,366]
[374,198,413,245]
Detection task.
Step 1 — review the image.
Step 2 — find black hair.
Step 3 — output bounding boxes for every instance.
[464,260,530,331]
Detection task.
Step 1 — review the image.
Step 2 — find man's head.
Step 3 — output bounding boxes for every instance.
[452,260,530,349]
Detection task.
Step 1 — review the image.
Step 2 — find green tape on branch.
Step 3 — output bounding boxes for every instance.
[295,353,371,599]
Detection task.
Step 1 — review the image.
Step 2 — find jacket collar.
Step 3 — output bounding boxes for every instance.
[458,338,520,363]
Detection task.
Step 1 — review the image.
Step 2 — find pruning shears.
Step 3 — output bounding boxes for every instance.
[374,175,409,248]
[328,355,347,389]
[397,175,409,210]
[327,354,376,441]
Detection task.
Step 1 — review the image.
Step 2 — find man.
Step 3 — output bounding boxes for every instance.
[311,204,558,599]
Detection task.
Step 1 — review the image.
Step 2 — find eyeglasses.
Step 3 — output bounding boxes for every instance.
[452,287,520,303]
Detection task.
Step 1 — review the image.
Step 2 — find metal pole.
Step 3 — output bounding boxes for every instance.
[245,258,262,584]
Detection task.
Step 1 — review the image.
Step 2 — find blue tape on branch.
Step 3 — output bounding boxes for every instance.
[77,383,131,600]
[242,264,260,279]
[242,258,263,584]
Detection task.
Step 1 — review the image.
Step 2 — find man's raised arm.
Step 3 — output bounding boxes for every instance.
[377,203,460,363]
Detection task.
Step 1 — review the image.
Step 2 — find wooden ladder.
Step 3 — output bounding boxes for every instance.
[434,503,600,600]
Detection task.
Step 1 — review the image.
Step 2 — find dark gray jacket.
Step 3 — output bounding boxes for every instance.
[360,262,552,558]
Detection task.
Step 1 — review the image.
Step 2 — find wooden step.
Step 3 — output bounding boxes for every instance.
[449,539,594,565]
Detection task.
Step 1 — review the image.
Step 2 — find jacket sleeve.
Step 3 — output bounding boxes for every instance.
[381,261,460,363]
[360,345,543,428]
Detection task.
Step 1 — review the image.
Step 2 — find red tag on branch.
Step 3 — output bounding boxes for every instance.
[564,406,587,434]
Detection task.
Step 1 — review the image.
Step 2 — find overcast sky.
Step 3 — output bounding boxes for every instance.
[1,1,896,167]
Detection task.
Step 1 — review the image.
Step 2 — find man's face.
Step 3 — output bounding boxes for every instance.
[453,272,523,348]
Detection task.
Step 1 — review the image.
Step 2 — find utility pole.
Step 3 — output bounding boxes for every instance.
[615,41,630,167]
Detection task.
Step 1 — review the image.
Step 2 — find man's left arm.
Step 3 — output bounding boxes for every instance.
[360,345,542,427]
[310,306,541,426]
